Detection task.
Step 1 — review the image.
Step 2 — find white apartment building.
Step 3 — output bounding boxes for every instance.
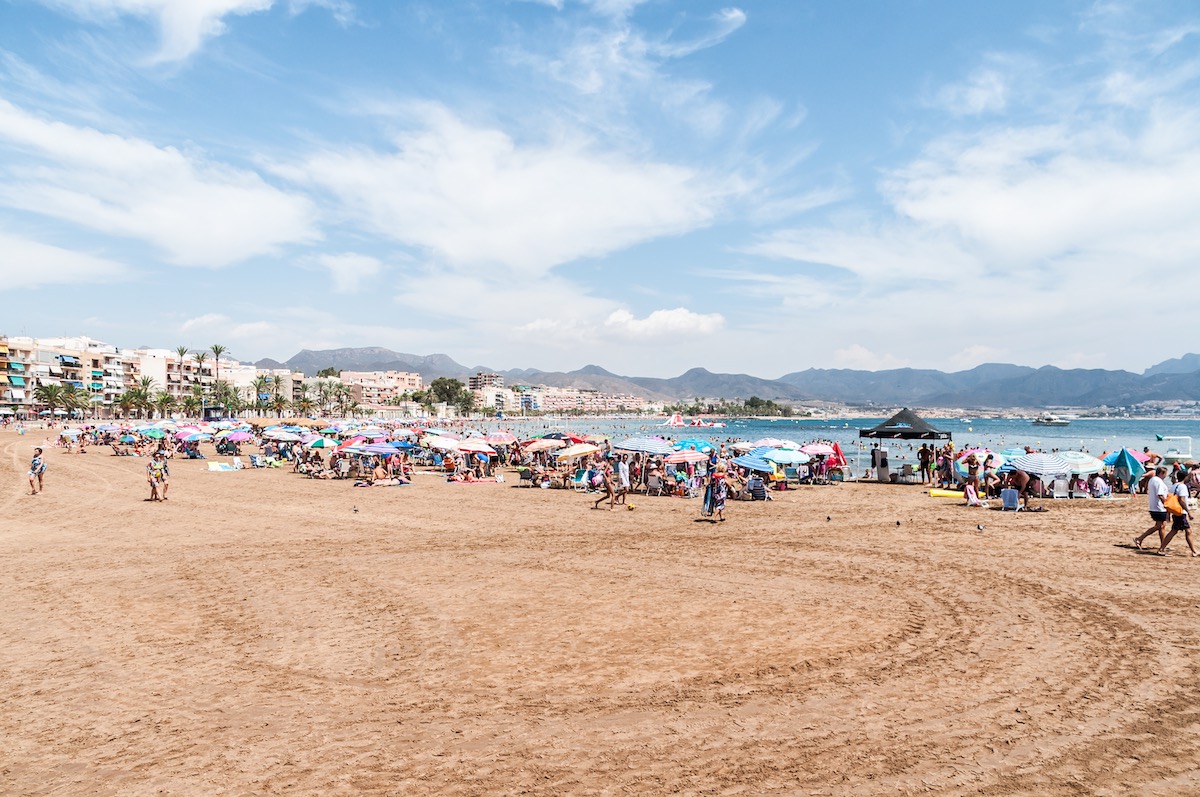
[339,370,424,405]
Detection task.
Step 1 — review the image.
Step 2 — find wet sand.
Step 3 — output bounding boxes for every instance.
[2,430,1199,795]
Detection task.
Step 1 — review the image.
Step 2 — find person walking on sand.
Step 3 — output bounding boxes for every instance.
[1134,467,1171,551]
[146,453,166,502]
[28,447,46,495]
[592,461,616,510]
[1157,477,1197,557]
[710,463,728,522]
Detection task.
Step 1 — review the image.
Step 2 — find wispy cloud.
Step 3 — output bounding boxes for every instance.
[279,105,727,276]
[0,98,320,266]
[0,229,127,289]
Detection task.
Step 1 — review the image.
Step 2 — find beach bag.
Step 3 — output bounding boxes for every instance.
[1164,493,1185,516]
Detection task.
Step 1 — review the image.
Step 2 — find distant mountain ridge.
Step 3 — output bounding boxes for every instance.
[253,348,1200,407]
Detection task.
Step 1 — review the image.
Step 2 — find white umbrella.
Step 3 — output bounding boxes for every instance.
[556,443,601,461]
[1056,451,1104,474]
[614,436,672,455]
[264,430,302,442]
[424,435,461,451]
[1009,452,1071,478]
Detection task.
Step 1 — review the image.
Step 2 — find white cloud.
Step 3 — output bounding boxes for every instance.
[283,106,724,276]
[40,0,274,62]
[0,230,127,289]
[604,307,725,338]
[0,98,320,267]
[833,344,905,371]
[316,252,381,293]
[934,68,1008,115]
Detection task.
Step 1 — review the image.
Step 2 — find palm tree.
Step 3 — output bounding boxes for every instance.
[154,391,176,419]
[271,392,289,418]
[174,345,189,393]
[250,375,270,414]
[138,375,156,393]
[333,383,351,417]
[181,393,201,416]
[117,392,138,419]
[209,345,227,412]
[192,352,208,416]
[34,383,64,419]
[60,383,86,419]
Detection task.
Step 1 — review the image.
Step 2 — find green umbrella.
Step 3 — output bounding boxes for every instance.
[142,428,166,439]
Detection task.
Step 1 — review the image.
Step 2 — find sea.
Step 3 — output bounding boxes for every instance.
[503,416,1200,474]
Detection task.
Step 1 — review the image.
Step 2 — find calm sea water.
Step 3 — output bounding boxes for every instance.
[507,416,1200,473]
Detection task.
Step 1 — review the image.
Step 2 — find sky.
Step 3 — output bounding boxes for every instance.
[1,0,1198,378]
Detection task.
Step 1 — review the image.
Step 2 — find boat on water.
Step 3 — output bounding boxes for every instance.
[1031,413,1071,427]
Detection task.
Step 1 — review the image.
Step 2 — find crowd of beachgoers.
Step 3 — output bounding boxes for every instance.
[9,415,1198,529]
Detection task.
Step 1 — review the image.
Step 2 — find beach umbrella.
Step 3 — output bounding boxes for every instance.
[319,427,340,434]
[731,454,775,473]
[665,449,709,464]
[484,431,518,445]
[1000,447,1027,458]
[351,444,402,457]
[118,434,136,443]
[556,442,601,461]
[60,429,82,437]
[763,448,811,465]
[142,428,166,439]
[1105,448,1146,486]
[1103,447,1149,465]
[424,435,462,451]
[457,438,496,455]
[673,438,714,453]
[306,437,340,449]
[614,436,672,455]
[753,437,797,449]
[1009,452,1071,478]
[264,430,301,442]
[523,438,565,453]
[955,450,1006,477]
[1056,451,1104,474]
[183,433,211,442]
[800,442,836,456]
[226,431,253,442]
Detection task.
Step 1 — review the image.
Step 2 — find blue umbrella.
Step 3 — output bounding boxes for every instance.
[1104,448,1146,486]
[763,448,810,465]
[673,438,714,453]
[731,454,775,473]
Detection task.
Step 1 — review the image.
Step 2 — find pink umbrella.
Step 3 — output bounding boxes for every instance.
[226,431,253,442]
[665,449,709,464]
[800,442,836,456]
[484,431,517,445]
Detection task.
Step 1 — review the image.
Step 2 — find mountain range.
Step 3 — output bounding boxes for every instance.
[254,348,1200,408]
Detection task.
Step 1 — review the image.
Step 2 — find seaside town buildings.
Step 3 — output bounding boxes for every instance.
[0,337,654,419]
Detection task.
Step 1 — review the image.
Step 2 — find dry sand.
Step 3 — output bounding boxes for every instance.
[2,429,1199,795]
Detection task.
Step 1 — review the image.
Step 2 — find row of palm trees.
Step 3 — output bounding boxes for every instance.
[28,343,363,420]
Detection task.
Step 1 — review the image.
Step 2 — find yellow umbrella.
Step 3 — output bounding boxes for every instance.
[556,442,601,461]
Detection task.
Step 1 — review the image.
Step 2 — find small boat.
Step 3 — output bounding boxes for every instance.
[1031,413,1071,427]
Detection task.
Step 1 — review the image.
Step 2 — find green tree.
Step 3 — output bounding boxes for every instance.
[210,344,227,407]
[34,383,64,418]
[316,367,339,378]
[154,391,176,419]
[428,377,467,405]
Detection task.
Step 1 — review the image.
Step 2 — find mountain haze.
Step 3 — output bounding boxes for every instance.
[254,348,1200,407]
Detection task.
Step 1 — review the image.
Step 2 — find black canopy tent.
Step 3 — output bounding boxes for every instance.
[858,408,952,440]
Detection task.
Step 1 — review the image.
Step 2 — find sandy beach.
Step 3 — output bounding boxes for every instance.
[3,429,1200,795]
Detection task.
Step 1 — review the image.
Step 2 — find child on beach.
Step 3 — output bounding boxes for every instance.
[28,448,46,495]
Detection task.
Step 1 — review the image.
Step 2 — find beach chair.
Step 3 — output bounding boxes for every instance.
[249,454,266,468]
[645,473,664,496]
[336,459,352,479]
[899,464,918,484]
[784,466,799,483]
[1000,488,1020,511]
[517,467,534,487]
[570,468,589,491]
[232,456,244,470]
[1051,478,1069,499]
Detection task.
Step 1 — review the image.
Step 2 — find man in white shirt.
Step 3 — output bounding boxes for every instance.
[617,455,631,504]
[1134,466,1170,551]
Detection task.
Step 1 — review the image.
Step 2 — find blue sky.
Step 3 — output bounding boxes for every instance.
[1,0,1198,377]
